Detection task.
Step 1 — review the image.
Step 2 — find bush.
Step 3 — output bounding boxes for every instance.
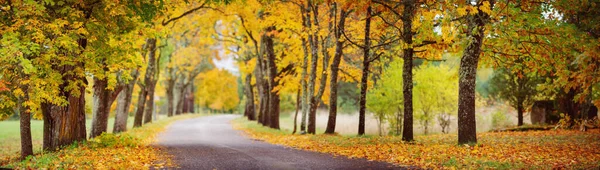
[492,111,509,128]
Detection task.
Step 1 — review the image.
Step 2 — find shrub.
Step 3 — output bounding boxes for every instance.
[492,111,509,128]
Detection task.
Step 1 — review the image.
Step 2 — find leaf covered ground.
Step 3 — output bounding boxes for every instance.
[233,118,600,169]
[1,114,205,169]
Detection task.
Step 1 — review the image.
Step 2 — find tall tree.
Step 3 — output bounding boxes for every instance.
[325,4,350,134]
[400,0,417,141]
[457,0,495,144]
[264,28,280,129]
[358,5,373,135]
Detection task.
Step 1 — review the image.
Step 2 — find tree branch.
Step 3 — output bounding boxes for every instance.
[341,30,365,49]
[162,1,208,26]
[414,40,436,48]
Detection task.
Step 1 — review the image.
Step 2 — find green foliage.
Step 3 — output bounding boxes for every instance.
[414,63,459,134]
[367,59,404,134]
[491,111,509,129]
[487,68,542,110]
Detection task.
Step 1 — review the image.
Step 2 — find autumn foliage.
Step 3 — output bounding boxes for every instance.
[234,118,600,169]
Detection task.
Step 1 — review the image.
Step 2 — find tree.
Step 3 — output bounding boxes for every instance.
[113,69,139,133]
[325,2,351,134]
[456,0,495,144]
[367,59,404,136]
[197,69,240,112]
[488,69,540,126]
[481,0,600,125]
[414,63,459,135]
[372,0,449,140]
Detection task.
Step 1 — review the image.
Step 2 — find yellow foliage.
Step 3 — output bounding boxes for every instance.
[196,69,240,111]
[234,118,600,169]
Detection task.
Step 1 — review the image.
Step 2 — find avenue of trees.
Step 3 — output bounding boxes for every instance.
[0,0,599,161]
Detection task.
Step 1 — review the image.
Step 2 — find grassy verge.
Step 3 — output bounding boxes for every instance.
[232,117,600,169]
[0,113,205,169]
[0,116,141,158]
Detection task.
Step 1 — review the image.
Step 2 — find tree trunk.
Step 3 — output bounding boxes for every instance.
[255,35,269,126]
[306,2,321,134]
[325,9,348,134]
[19,91,32,160]
[183,88,190,114]
[187,82,195,113]
[134,38,157,127]
[42,65,87,151]
[396,107,402,136]
[143,80,156,124]
[166,76,176,117]
[401,0,416,141]
[424,116,429,135]
[90,77,111,138]
[260,35,271,127]
[176,85,184,115]
[143,38,158,124]
[517,101,524,126]
[244,73,256,120]
[114,70,138,133]
[255,66,265,125]
[133,83,147,127]
[358,6,372,136]
[293,89,300,134]
[90,74,123,138]
[264,29,280,129]
[457,1,494,144]
[299,5,310,133]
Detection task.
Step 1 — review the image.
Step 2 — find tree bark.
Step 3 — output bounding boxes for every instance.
[517,101,524,126]
[90,71,123,138]
[358,6,372,136]
[255,66,265,125]
[458,0,494,144]
[293,89,301,134]
[175,83,184,115]
[133,83,147,127]
[255,34,270,126]
[325,8,348,134]
[19,90,32,160]
[114,69,139,133]
[90,77,111,138]
[260,35,271,127]
[401,0,416,141]
[244,73,256,120]
[144,80,156,123]
[264,31,280,129]
[166,70,177,117]
[186,82,195,113]
[134,38,157,127]
[42,65,87,151]
[176,82,190,115]
[306,1,322,134]
[142,38,158,124]
[299,5,310,133]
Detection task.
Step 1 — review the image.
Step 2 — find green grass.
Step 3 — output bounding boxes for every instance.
[2,113,206,169]
[0,116,136,158]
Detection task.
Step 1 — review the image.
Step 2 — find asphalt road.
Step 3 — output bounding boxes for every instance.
[156,114,403,170]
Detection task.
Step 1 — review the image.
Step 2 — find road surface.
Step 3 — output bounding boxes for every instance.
[156,114,403,170]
